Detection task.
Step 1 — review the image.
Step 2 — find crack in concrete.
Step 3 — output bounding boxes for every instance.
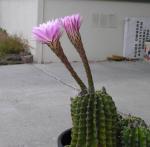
[31,64,80,92]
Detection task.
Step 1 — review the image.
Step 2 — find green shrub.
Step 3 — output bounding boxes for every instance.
[0,34,30,57]
[0,27,7,35]
[0,28,8,43]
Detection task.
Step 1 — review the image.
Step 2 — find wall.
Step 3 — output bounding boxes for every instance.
[40,0,150,62]
[0,0,38,57]
[0,0,150,63]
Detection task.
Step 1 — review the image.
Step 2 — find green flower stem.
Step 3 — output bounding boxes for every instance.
[69,33,95,95]
[79,45,95,95]
[47,41,87,93]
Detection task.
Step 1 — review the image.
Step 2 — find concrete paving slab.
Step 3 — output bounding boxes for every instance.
[0,61,150,147]
[0,64,74,147]
[35,61,150,123]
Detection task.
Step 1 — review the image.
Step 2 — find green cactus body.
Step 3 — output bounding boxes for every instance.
[121,115,150,147]
[69,88,118,147]
[146,130,150,147]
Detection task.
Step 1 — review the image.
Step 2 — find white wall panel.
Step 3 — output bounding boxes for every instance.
[42,0,150,62]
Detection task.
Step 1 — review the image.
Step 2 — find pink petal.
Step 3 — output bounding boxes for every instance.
[61,13,82,36]
[32,18,62,44]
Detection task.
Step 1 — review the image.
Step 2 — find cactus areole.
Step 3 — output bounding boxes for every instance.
[32,14,150,147]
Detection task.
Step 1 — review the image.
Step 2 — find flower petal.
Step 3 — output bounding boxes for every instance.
[32,19,62,44]
[61,14,82,36]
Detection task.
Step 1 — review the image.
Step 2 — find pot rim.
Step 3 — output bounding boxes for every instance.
[58,128,71,147]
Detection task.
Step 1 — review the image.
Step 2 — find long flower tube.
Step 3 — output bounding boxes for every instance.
[61,14,95,94]
[47,41,87,94]
[32,19,87,94]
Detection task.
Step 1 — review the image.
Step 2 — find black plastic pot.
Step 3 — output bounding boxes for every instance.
[58,128,71,147]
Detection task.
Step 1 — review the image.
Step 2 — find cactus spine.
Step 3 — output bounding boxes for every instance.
[69,87,118,147]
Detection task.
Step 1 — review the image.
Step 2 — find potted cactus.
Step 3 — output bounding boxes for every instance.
[32,14,150,147]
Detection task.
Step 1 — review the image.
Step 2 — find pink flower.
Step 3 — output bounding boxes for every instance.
[32,19,62,44]
[61,14,82,36]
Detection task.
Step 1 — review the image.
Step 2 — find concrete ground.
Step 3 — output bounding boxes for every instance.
[0,61,150,147]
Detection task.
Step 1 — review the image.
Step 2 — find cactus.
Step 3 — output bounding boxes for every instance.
[120,115,150,147]
[121,115,147,128]
[122,125,150,147]
[116,114,124,147]
[69,87,118,147]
